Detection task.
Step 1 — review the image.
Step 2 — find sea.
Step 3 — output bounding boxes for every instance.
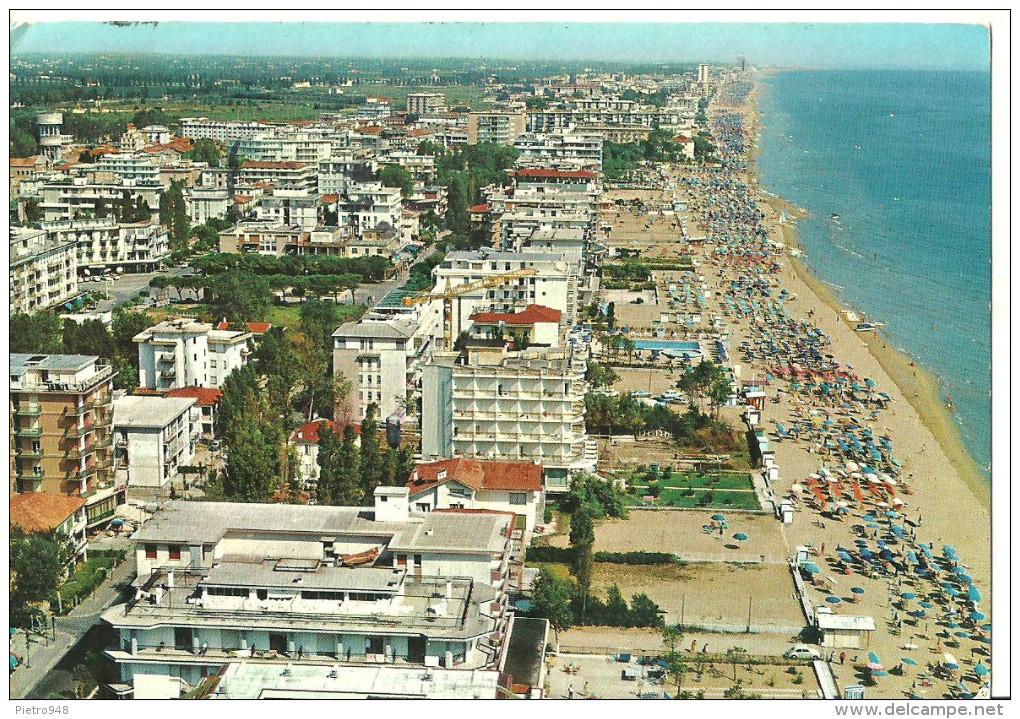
[755,69,992,477]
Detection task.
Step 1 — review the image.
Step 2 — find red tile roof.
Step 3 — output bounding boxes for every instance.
[233,195,254,204]
[408,458,543,494]
[321,194,340,204]
[359,125,384,134]
[165,386,224,406]
[10,493,86,533]
[242,161,308,170]
[673,135,694,143]
[9,156,42,167]
[409,128,433,137]
[512,168,598,180]
[292,420,361,443]
[470,304,562,326]
[215,321,272,335]
[470,203,491,213]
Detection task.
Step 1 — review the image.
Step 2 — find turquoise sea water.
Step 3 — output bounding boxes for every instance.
[756,70,991,475]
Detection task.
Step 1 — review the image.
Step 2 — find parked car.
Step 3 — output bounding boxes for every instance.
[784,645,822,660]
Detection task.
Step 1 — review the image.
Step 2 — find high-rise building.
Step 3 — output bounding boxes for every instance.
[698,63,710,85]
[10,354,123,527]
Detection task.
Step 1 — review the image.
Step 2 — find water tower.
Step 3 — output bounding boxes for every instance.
[37,112,64,162]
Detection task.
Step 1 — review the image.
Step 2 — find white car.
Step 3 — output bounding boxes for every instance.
[784,645,822,660]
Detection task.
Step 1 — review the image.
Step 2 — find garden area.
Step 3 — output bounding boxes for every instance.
[613,466,760,510]
[52,549,127,614]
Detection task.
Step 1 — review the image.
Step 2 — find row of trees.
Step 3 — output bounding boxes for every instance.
[190,252,390,283]
[11,310,154,390]
[531,566,664,633]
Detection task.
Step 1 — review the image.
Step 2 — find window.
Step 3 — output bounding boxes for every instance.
[206,586,248,597]
[145,544,157,559]
[416,503,431,513]
[168,545,181,560]
[509,492,528,506]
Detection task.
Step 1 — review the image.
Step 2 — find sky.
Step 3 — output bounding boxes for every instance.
[9,20,991,70]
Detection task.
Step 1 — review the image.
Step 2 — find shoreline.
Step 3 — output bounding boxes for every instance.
[744,80,989,510]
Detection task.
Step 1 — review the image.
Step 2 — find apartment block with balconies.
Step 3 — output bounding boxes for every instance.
[134,318,253,391]
[9,353,123,525]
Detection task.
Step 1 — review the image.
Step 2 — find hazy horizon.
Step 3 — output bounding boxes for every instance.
[10,22,990,71]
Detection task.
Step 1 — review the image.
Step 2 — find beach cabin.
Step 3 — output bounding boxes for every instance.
[816,614,876,650]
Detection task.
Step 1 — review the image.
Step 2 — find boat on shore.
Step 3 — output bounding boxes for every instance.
[855,322,886,332]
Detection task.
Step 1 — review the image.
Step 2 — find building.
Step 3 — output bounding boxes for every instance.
[37,112,70,162]
[332,317,434,422]
[178,118,269,145]
[101,491,515,699]
[217,221,308,257]
[165,387,223,439]
[134,319,252,391]
[407,458,544,532]
[113,395,200,492]
[44,219,170,274]
[289,419,360,491]
[432,250,579,338]
[186,186,231,225]
[9,227,79,315]
[421,346,593,490]
[207,660,499,699]
[698,63,710,85]
[10,354,124,527]
[467,112,527,146]
[238,161,317,192]
[336,182,403,235]
[406,92,447,117]
[816,614,877,650]
[469,305,562,348]
[513,131,604,172]
[10,493,89,565]
[39,177,163,224]
[10,155,53,197]
[93,153,161,185]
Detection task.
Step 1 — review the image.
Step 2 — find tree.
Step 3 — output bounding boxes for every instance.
[209,271,270,324]
[10,313,62,353]
[606,584,630,627]
[726,647,749,681]
[23,197,44,225]
[532,566,576,633]
[359,403,383,498]
[379,164,414,197]
[585,361,619,389]
[10,528,66,628]
[221,412,280,503]
[630,593,664,628]
[570,505,595,622]
[185,138,221,167]
[299,299,341,359]
[316,423,363,506]
[254,327,300,411]
[158,180,190,248]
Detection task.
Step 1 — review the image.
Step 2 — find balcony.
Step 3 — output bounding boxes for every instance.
[157,353,175,365]
[16,426,43,438]
[16,404,43,417]
[68,444,97,460]
[160,370,177,380]
[64,424,86,439]
[18,448,44,459]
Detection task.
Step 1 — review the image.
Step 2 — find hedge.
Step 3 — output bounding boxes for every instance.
[526,546,680,566]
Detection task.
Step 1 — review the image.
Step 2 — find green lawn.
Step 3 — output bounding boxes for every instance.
[615,470,756,492]
[54,552,122,612]
[146,302,367,334]
[626,489,760,511]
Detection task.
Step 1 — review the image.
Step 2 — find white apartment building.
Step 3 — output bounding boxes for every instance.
[406,92,447,116]
[39,177,163,223]
[336,182,403,233]
[238,161,317,192]
[186,186,230,225]
[332,316,435,422]
[112,395,200,491]
[317,153,380,195]
[513,131,604,172]
[43,219,170,274]
[94,153,161,184]
[407,458,544,532]
[431,250,578,338]
[379,151,437,183]
[9,226,79,314]
[421,347,593,490]
[237,130,334,165]
[467,112,527,146]
[134,318,253,391]
[177,117,269,144]
[101,491,514,698]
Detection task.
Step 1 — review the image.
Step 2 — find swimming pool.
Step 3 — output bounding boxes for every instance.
[632,340,703,357]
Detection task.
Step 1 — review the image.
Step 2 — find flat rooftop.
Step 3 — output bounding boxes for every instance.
[203,560,405,594]
[213,661,499,699]
[114,395,196,429]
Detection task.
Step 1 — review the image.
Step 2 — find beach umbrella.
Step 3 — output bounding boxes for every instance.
[968,586,982,603]
[802,562,822,575]
[974,663,990,678]
[791,483,803,494]
[946,588,962,598]
[901,658,918,666]
[943,654,960,670]
[825,596,842,604]
[860,548,874,561]
[919,601,934,609]
[879,548,895,562]
[976,636,991,645]
[871,670,889,677]
[970,612,987,622]
[866,662,883,671]
[953,566,969,576]
[733,532,749,543]
[911,610,927,619]
[900,592,916,601]
[838,551,854,563]
[712,514,726,522]
[944,545,958,557]
[958,574,973,584]
[954,631,971,639]
[868,652,881,664]
[851,586,865,596]
[854,539,869,547]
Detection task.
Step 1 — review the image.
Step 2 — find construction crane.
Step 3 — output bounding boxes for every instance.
[402,267,538,349]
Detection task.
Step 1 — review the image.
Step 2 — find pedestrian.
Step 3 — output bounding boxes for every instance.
[702,643,708,653]
[568,685,574,699]
[691,639,698,652]
[584,681,589,696]
[840,651,846,665]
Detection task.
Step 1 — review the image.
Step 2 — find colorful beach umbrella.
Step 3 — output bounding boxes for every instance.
[712,514,726,522]
[825,596,842,604]
[901,592,917,600]
[901,658,918,666]
[733,532,749,542]
[970,612,986,621]
[868,652,881,664]
[954,631,970,639]
[968,586,982,603]
[851,586,865,595]
[974,664,990,677]
[919,601,934,609]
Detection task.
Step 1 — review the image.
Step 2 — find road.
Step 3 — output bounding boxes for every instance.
[9,555,136,699]
[353,244,442,310]
[90,265,196,313]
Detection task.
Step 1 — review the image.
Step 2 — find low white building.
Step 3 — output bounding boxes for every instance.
[289,419,360,491]
[102,490,515,699]
[407,458,544,532]
[134,318,252,391]
[113,395,200,491]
